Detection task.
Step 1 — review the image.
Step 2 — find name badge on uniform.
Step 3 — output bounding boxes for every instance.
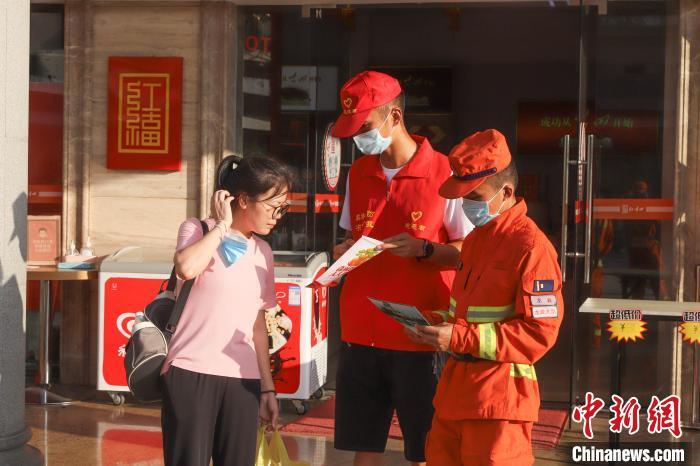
[531,294,557,306]
[532,306,558,319]
[533,280,555,293]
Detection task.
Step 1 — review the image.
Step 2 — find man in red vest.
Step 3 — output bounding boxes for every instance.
[410,130,564,465]
[331,70,472,466]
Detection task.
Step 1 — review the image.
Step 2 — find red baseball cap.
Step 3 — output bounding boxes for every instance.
[331,71,402,138]
[439,129,512,199]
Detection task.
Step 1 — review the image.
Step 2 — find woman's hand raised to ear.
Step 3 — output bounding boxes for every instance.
[212,190,234,227]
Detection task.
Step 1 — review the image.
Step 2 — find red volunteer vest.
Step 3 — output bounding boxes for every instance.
[340,136,456,351]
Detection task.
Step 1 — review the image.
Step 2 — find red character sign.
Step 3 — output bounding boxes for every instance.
[107,57,183,171]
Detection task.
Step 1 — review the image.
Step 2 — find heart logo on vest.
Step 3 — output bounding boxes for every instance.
[411,211,423,222]
[343,97,353,109]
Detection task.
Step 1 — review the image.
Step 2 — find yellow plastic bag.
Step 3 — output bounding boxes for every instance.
[256,427,309,466]
[255,426,272,466]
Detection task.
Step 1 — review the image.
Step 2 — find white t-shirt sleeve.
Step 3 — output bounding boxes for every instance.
[339,174,352,231]
[443,197,473,241]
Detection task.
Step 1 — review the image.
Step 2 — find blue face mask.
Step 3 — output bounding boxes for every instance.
[462,185,506,227]
[353,113,394,155]
[218,233,248,267]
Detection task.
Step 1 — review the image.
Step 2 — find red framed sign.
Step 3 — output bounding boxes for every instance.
[107,57,183,171]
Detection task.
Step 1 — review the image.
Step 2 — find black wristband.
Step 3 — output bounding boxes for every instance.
[261,389,277,395]
[417,239,435,261]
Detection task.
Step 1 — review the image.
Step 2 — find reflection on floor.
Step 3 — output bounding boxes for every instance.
[25,387,700,466]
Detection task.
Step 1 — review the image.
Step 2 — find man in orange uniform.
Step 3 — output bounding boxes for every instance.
[410,129,564,466]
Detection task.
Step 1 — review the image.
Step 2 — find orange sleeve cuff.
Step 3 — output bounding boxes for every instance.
[449,322,478,356]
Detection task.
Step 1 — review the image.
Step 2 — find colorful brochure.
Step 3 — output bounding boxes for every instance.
[313,236,383,286]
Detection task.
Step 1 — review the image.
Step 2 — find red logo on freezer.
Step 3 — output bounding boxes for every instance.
[116,312,137,338]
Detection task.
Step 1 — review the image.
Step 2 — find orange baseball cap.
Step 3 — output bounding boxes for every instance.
[331,71,402,138]
[439,129,512,199]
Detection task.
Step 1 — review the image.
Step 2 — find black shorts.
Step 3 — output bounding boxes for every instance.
[334,342,437,462]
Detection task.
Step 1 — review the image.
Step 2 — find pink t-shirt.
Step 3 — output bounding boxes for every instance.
[162,218,277,379]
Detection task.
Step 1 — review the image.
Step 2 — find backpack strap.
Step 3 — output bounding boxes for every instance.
[165,219,210,336]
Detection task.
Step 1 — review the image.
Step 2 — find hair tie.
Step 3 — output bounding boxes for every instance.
[229,154,243,172]
[217,155,244,190]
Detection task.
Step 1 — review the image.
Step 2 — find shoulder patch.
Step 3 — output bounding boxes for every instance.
[533,280,555,293]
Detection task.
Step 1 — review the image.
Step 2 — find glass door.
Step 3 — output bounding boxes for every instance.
[237,1,680,410]
[569,0,678,408]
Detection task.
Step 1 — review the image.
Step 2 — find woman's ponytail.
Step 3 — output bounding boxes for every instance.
[216,154,244,191]
[215,154,293,200]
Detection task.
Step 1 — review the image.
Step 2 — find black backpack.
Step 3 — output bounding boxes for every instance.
[124,220,208,402]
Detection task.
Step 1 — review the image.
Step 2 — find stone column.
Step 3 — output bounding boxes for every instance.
[0,0,42,464]
[676,0,700,423]
[199,1,239,218]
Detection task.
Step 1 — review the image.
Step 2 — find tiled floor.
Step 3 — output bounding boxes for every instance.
[24,387,700,465]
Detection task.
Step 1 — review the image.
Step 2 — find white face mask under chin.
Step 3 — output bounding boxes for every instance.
[352,113,395,155]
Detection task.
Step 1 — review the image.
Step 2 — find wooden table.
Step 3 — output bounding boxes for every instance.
[26,266,98,405]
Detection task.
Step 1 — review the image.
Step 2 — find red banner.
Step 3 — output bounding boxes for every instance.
[107,57,183,171]
[592,199,673,220]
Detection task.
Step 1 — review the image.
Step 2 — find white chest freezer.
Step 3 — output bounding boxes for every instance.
[97,246,329,408]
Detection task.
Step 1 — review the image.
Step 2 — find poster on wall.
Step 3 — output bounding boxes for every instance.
[27,215,61,265]
[107,57,183,171]
[281,66,337,111]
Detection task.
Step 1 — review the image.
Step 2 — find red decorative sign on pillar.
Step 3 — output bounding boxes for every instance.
[107,57,183,171]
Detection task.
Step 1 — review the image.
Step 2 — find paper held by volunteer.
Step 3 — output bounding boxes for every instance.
[368,297,430,333]
[313,236,383,286]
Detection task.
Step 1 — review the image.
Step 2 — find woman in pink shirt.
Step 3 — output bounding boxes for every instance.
[161,155,293,466]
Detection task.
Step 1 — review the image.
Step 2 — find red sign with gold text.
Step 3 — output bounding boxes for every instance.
[107,57,183,171]
[517,102,659,155]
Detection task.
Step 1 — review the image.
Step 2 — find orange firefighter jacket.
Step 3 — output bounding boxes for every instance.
[433,198,564,422]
